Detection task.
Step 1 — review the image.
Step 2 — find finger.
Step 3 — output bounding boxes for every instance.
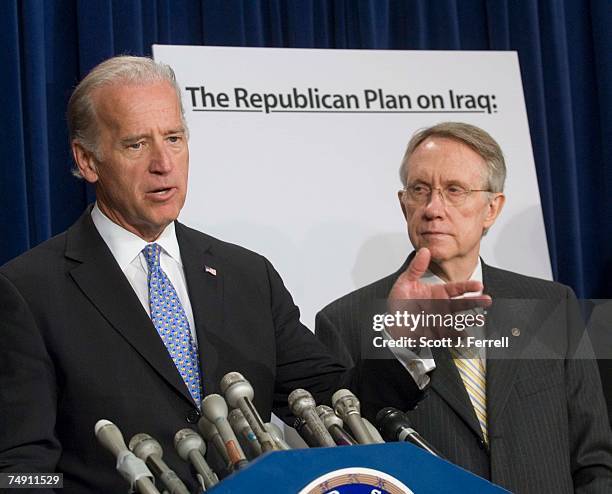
[447,296,492,312]
[404,247,431,282]
[443,280,484,298]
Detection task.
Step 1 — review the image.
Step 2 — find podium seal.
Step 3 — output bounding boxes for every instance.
[298,466,414,494]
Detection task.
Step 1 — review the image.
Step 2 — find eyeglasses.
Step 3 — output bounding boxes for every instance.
[402,183,492,207]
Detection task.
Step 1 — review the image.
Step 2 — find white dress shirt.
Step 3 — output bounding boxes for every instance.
[91,203,198,343]
[388,259,484,388]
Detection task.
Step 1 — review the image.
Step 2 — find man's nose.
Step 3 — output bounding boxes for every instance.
[149,140,173,173]
[423,188,446,217]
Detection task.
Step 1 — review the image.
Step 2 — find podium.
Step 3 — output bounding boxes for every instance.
[208,442,509,493]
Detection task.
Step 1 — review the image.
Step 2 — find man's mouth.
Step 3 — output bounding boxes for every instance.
[146,187,176,200]
[420,231,452,241]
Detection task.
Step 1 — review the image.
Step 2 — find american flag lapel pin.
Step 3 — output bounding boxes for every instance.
[204,265,217,276]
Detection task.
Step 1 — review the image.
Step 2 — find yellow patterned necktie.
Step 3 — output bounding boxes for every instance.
[451,347,488,444]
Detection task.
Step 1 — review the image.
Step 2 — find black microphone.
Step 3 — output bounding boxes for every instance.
[376,407,443,458]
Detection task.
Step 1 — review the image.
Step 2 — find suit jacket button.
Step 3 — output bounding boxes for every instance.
[186,409,200,423]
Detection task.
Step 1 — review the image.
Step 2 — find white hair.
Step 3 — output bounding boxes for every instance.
[67,55,186,178]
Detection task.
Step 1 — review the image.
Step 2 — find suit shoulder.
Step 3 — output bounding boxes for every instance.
[484,264,571,297]
[0,232,68,281]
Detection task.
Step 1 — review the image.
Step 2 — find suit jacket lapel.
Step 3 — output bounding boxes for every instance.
[175,223,224,395]
[430,347,485,441]
[65,210,195,405]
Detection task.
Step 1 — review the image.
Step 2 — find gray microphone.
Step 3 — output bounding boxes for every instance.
[201,394,248,470]
[264,422,291,450]
[288,389,336,447]
[197,415,231,470]
[363,418,385,444]
[228,408,263,458]
[128,433,190,494]
[293,417,318,447]
[332,389,375,445]
[174,428,219,491]
[220,372,278,452]
[94,420,160,494]
[315,405,357,446]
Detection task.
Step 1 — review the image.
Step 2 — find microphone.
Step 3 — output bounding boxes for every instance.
[94,420,160,494]
[331,389,375,445]
[128,433,190,494]
[201,394,248,470]
[174,428,219,490]
[220,372,278,453]
[263,422,291,450]
[197,415,231,470]
[315,405,357,446]
[362,418,385,444]
[293,417,317,447]
[228,408,263,458]
[288,389,336,447]
[376,407,443,457]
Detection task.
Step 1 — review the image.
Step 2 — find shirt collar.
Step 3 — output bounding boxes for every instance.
[91,202,182,270]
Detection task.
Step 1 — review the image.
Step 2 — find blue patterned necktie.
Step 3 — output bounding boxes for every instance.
[143,243,202,406]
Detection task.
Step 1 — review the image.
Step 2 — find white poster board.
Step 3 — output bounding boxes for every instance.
[153,45,552,329]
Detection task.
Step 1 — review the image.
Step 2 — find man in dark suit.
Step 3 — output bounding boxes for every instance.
[0,55,424,492]
[316,122,612,492]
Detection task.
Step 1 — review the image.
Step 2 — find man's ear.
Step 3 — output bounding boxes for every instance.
[398,190,408,220]
[71,141,99,183]
[483,193,505,229]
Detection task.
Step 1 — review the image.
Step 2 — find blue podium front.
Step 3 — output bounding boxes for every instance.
[208,442,509,493]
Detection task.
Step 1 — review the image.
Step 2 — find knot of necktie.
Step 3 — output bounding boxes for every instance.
[143,243,162,270]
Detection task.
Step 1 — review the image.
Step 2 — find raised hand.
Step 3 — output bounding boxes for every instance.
[389,248,489,302]
[386,248,491,340]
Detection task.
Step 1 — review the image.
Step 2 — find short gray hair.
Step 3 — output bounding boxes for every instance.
[399,122,506,193]
[67,55,186,178]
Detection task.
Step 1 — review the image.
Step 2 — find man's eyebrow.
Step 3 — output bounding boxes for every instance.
[442,178,472,185]
[164,127,186,135]
[120,133,149,144]
[119,128,185,144]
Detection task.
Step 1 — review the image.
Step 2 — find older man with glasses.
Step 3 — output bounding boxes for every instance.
[316,122,612,492]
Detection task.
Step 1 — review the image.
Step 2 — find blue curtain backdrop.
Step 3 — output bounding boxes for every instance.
[1,0,611,298]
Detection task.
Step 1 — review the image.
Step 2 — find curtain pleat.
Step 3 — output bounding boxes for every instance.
[1,1,29,259]
[22,0,52,246]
